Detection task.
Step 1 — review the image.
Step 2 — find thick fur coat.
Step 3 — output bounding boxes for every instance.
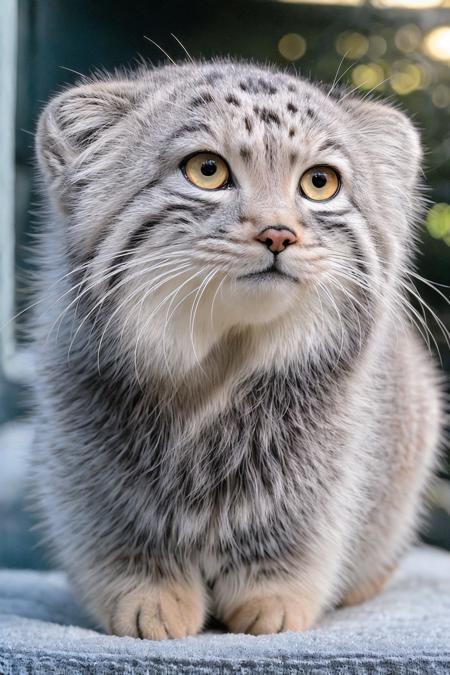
[32,60,443,638]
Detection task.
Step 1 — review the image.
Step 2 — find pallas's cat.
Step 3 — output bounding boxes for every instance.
[33,60,443,639]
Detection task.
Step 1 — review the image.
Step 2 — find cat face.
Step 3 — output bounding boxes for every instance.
[37,62,422,374]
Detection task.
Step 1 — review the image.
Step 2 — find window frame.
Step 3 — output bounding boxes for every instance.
[0,0,32,385]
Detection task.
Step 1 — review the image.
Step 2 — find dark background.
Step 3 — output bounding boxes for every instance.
[1,0,449,568]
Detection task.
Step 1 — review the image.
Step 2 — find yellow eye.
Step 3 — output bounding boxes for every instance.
[183,152,230,190]
[299,166,340,201]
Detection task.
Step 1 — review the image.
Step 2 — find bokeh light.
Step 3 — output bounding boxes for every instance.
[390,62,424,94]
[395,24,422,53]
[372,0,445,8]
[336,32,369,59]
[423,27,450,62]
[352,63,385,90]
[416,61,434,89]
[368,35,388,58]
[279,0,362,4]
[432,84,450,108]
[278,33,307,60]
[427,203,450,245]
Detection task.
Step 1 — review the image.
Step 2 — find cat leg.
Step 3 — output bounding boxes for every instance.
[213,556,340,635]
[225,588,316,635]
[107,578,207,639]
[340,356,440,610]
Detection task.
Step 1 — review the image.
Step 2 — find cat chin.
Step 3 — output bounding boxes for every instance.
[220,279,299,327]
[122,282,305,378]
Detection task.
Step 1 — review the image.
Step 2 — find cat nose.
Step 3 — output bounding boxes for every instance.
[254,226,298,254]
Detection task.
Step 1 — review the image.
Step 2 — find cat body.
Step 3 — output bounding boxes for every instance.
[33,60,443,637]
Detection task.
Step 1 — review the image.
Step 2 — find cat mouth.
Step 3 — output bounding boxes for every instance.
[238,264,298,283]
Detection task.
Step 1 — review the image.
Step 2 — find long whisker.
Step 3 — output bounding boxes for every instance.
[189,267,219,370]
[170,34,194,63]
[331,255,450,345]
[161,287,200,386]
[144,36,177,66]
[327,52,353,98]
[68,264,191,366]
[154,266,220,384]
[47,253,189,342]
[133,266,209,383]
[66,255,177,344]
[406,279,431,350]
[407,270,450,307]
[329,262,444,362]
[317,279,347,363]
[3,246,186,331]
[210,273,228,326]
[332,253,450,351]
[95,265,192,373]
[397,279,450,347]
[408,271,449,290]
[129,268,197,388]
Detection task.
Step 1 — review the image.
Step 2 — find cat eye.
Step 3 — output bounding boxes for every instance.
[182,152,231,190]
[299,166,340,202]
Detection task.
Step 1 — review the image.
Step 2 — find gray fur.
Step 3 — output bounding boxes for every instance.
[32,60,444,637]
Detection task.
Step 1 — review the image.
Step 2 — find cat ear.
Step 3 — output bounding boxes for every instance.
[36,79,140,184]
[343,98,422,188]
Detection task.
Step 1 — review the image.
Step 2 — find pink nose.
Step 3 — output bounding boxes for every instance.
[255,227,298,254]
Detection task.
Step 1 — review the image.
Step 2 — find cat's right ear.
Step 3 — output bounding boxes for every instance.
[36,80,140,187]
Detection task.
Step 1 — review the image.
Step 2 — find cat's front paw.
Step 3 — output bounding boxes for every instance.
[108,581,206,639]
[226,595,310,635]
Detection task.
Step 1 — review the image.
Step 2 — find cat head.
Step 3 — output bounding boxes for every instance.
[36,61,422,376]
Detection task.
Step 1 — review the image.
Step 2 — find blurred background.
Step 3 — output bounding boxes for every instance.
[0,0,449,570]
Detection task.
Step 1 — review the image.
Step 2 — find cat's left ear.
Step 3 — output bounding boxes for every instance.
[344,98,422,188]
[36,79,140,187]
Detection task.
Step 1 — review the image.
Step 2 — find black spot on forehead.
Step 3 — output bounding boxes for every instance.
[317,140,351,163]
[244,116,253,134]
[225,94,241,107]
[306,108,316,119]
[204,71,224,85]
[257,78,277,95]
[289,152,298,166]
[167,122,214,143]
[289,127,296,138]
[259,108,281,127]
[287,103,298,114]
[190,92,214,107]
[240,146,252,162]
[238,77,277,95]
[318,140,342,153]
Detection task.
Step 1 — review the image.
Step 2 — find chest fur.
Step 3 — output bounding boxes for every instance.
[50,346,353,572]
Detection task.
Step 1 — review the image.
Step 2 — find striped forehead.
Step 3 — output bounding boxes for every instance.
[166,73,335,168]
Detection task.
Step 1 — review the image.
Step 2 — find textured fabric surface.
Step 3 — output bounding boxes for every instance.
[0,547,449,674]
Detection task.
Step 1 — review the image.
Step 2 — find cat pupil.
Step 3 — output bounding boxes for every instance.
[201,160,217,176]
[312,172,327,188]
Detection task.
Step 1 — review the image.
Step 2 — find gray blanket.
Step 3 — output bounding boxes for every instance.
[0,546,449,674]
